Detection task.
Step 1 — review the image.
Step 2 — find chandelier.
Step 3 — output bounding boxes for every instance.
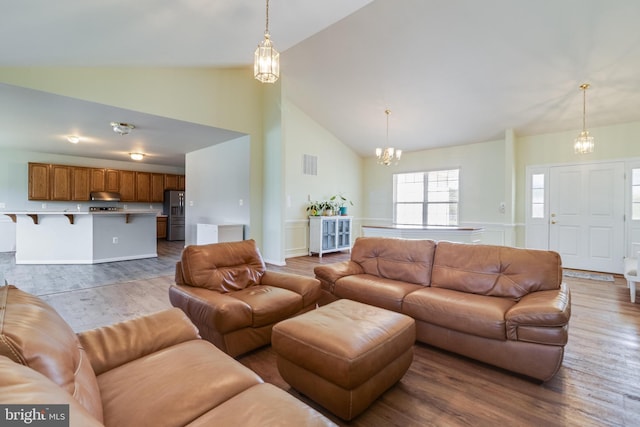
[254,0,279,83]
[574,83,594,154]
[110,122,135,136]
[376,109,402,166]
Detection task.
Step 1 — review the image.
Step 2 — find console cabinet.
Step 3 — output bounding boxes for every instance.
[309,216,352,257]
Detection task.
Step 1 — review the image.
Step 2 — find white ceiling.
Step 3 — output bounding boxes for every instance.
[1,0,640,166]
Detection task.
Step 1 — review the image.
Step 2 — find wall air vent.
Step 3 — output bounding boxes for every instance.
[303,154,318,176]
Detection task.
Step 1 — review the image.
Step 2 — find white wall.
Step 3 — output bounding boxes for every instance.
[185,136,251,247]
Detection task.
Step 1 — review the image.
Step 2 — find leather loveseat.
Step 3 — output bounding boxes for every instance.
[170,239,321,357]
[314,237,571,382]
[0,285,335,427]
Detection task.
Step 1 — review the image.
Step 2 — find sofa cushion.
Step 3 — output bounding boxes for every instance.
[351,237,436,285]
[334,274,424,312]
[0,285,104,422]
[180,239,266,293]
[403,287,516,340]
[431,242,562,299]
[97,340,263,427]
[230,285,303,327]
[187,383,337,427]
[0,356,103,427]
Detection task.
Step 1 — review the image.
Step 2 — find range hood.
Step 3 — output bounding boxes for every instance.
[90,191,121,202]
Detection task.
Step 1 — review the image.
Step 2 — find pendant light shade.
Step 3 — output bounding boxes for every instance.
[254,0,279,83]
[574,83,594,154]
[376,109,402,166]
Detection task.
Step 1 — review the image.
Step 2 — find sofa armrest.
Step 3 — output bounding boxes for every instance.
[261,271,321,307]
[505,282,571,344]
[313,261,364,292]
[77,308,200,376]
[169,284,253,333]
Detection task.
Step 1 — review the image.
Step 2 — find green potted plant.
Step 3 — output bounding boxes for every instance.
[306,201,324,216]
[330,194,353,216]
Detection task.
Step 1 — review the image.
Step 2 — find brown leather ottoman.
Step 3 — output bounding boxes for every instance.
[271,299,415,420]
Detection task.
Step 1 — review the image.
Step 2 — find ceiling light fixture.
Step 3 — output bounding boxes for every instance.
[129,153,145,161]
[66,135,80,144]
[376,109,402,166]
[574,83,594,154]
[254,0,279,83]
[111,122,135,136]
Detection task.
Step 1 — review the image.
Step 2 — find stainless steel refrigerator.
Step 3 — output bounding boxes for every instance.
[164,190,185,241]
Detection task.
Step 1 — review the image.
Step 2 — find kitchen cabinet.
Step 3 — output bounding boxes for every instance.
[105,169,120,193]
[309,216,352,257]
[156,216,167,239]
[71,167,91,201]
[28,162,185,202]
[118,170,136,202]
[164,174,179,190]
[28,163,50,200]
[90,168,106,192]
[135,172,151,202]
[151,173,165,202]
[50,165,73,201]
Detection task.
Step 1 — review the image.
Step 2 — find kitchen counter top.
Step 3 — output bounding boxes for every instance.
[6,211,158,264]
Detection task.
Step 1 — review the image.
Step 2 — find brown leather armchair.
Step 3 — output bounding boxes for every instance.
[169,239,322,357]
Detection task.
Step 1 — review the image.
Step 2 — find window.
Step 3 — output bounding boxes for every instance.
[632,168,640,220]
[394,169,459,226]
[531,173,545,218]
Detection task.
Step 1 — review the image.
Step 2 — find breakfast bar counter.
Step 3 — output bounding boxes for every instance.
[4,210,158,264]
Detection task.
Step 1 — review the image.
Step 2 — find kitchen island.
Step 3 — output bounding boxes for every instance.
[4,210,158,264]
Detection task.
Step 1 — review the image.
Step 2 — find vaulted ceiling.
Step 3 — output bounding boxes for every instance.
[1,0,639,166]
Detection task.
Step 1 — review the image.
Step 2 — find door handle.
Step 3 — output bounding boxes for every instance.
[551,220,557,224]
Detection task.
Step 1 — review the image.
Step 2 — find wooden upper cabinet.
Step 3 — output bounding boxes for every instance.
[105,169,120,193]
[71,167,91,201]
[164,174,179,190]
[136,172,151,202]
[151,173,165,203]
[90,168,106,192]
[28,163,50,200]
[119,170,136,202]
[164,174,185,191]
[50,165,73,201]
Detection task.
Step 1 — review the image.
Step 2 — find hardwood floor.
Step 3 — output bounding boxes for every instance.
[4,245,639,426]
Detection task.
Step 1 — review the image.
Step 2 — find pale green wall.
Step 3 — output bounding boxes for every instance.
[363,139,507,225]
[283,100,362,219]
[0,67,266,248]
[514,121,640,244]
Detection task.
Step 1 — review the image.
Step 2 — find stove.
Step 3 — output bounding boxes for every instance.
[89,206,119,212]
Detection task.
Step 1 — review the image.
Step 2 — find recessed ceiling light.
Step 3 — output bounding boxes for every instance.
[66,135,80,144]
[129,153,145,161]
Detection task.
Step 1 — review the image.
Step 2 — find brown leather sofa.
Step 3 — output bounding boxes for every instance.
[314,237,571,382]
[0,285,335,427]
[169,239,322,357]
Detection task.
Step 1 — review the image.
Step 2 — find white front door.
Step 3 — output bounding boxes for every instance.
[549,162,625,273]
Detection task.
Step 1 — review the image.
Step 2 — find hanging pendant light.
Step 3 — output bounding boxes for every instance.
[574,83,594,154]
[254,0,279,83]
[376,109,402,166]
